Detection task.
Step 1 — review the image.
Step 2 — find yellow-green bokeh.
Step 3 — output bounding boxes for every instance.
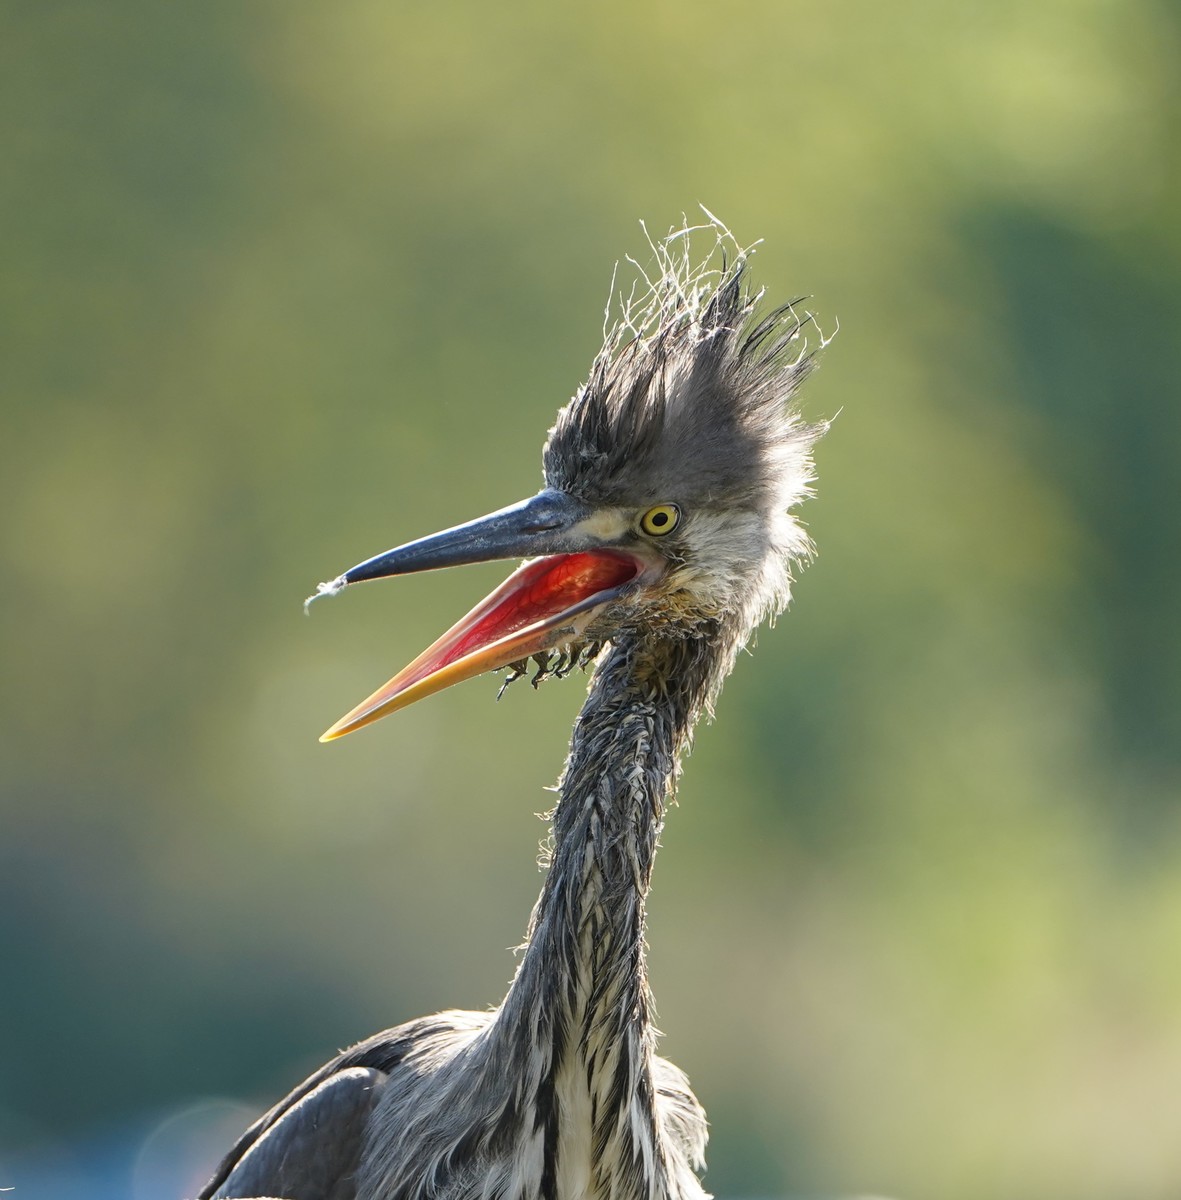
[2,3,1179,1197]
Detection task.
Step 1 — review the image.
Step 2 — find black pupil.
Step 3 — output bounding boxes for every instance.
[652,512,668,527]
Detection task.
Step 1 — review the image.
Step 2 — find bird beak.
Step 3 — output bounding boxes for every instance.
[308,490,645,740]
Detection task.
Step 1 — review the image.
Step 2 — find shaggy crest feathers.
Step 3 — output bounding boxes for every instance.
[543,214,828,523]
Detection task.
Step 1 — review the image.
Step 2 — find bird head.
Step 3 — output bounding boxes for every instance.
[309,217,827,740]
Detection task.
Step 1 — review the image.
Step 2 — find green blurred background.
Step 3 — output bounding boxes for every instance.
[3,2,1180,1197]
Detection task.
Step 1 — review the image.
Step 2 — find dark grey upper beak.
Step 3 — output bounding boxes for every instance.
[305,489,592,609]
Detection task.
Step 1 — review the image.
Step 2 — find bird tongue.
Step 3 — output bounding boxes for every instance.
[321,551,639,740]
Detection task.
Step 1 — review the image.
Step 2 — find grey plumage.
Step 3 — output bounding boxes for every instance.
[201,216,826,1200]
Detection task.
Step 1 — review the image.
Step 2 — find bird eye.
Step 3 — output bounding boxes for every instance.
[640,504,680,536]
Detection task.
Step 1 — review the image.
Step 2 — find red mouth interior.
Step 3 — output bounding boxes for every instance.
[322,550,644,739]
[443,550,639,668]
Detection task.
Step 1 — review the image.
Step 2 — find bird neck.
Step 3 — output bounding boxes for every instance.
[522,628,726,1010]
[488,624,734,1191]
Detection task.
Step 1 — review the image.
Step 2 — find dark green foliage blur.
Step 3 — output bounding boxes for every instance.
[3,3,1179,1197]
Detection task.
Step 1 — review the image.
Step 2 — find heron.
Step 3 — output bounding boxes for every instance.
[200,217,826,1200]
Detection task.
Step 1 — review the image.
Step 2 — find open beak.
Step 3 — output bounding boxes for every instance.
[307,490,647,741]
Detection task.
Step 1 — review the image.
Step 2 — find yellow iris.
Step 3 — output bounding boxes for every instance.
[640,504,680,536]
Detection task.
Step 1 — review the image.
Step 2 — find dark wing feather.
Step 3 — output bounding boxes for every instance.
[199,1016,484,1200]
[207,1066,385,1200]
